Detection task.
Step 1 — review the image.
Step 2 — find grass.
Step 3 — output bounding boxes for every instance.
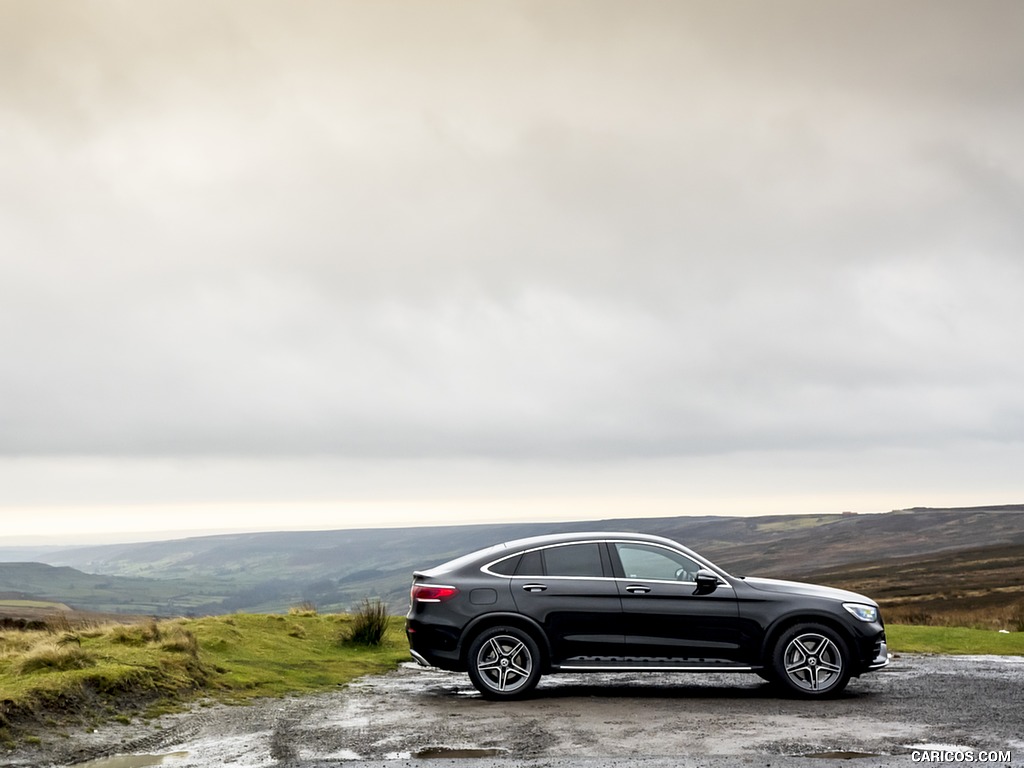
[804,543,1024,631]
[2,609,1020,750]
[345,598,390,646]
[886,624,1024,655]
[194,613,407,699]
[0,612,408,747]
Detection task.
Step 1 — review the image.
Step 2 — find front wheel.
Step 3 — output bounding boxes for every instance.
[771,623,851,697]
[466,626,542,700]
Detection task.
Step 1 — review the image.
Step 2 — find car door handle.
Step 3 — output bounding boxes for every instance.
[522,583,548,593]
[625,585,651,594]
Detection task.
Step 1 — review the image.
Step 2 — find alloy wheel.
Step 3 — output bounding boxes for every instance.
[474,634,534,694]
[782,632,844,693]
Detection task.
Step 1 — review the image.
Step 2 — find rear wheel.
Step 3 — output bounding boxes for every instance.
[466,626,542,700]
[772,623,851,697]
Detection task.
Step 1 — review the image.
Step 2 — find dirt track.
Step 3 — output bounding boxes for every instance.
[4,654,1022,768]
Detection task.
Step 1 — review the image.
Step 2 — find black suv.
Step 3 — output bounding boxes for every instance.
[406,532,888,699]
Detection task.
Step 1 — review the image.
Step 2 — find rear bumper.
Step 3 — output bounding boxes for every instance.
[406,618,464,671]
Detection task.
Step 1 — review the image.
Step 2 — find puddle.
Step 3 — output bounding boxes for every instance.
[416,747,506,759]
[386,747,506,760]
[73,752,189,768]
[806,752,879,760]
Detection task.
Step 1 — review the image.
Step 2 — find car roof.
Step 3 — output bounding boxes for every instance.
[496,530,684,551]
[416,530,693,578]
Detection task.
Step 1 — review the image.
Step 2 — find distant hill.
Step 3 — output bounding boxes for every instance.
[0,562,233,616]
[2,506,1018,617]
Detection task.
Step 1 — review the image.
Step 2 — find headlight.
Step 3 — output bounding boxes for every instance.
[843,603,879,622]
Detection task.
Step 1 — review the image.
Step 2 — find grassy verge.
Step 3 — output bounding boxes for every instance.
[886,624,1024,655]
[0,612,408,748]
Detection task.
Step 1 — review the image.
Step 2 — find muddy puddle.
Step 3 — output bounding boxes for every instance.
[72,752,189,768]
[9,655,1022,768]
[805,752,881,760]
[384,747,507,759]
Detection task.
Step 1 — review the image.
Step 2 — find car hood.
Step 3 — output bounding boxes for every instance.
[741,576,876,605]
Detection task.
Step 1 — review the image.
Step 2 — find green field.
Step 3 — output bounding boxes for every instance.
[0,612,408,748]
[0,600,71,611]
[886,624,1024,655]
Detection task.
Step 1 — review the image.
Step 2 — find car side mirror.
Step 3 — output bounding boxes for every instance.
[693,569,719,595]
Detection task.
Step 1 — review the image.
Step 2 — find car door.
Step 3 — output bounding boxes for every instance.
[510,541,623,662]
[611,541,743,663]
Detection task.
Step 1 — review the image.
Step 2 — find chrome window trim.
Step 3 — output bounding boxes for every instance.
[480,538,733,589]
[480,539,609,578]
[614,576,734,590]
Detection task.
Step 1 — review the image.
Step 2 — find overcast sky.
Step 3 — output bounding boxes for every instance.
[3,1,1023,544]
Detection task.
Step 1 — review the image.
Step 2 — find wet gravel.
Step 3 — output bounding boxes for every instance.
[4,654,1022,768]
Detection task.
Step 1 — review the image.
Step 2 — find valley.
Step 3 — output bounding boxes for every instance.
[2,506,1023,625]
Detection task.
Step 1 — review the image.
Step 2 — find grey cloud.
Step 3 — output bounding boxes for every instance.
[3,0,1024,466]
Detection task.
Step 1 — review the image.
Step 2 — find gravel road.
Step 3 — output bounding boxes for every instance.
[4,654,1022,768]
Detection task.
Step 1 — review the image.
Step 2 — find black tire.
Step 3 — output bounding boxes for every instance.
[771,623,851,698]
[466,625,542,700]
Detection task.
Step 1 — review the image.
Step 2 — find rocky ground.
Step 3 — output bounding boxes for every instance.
[3,654,1022,768]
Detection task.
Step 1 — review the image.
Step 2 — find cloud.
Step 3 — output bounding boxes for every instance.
[2,0,1023,477]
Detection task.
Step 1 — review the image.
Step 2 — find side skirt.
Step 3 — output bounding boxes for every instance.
[551,656,758,673]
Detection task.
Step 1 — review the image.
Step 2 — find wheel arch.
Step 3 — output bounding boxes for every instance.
[759,611,856,666]
[459,612,552,672]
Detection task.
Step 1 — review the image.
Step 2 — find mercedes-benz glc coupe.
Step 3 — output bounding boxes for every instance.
[406,532,888,699]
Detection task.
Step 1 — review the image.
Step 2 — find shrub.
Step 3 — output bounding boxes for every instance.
[1012,604,1024,633]
[44,613,74,634]
[345,598,389,646]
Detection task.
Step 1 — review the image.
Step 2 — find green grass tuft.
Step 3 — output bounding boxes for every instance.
[14,643,96,674]
[344,598,389,646]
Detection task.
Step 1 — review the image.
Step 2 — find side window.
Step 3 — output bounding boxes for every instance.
[515,549,544,576]
[615,543,701,582]
[489,554,521,576]
[542,543,604,578]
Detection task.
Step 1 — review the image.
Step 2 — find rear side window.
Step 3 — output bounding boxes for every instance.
[489,554,521,576]
[542,543,604,577]
[515,550,544,576]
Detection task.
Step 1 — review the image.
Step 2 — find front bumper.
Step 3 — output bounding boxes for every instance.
[867,639,890,670]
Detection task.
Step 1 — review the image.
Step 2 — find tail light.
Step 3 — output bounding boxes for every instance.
[411,584,459,603]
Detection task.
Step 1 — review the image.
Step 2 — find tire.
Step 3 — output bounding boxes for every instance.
[466,626,542,700]
[771,623,851,698]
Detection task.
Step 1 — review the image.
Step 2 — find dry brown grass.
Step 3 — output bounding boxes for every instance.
[881,600,1024,630]
[289,601,318,617]
[13,642,96,674]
